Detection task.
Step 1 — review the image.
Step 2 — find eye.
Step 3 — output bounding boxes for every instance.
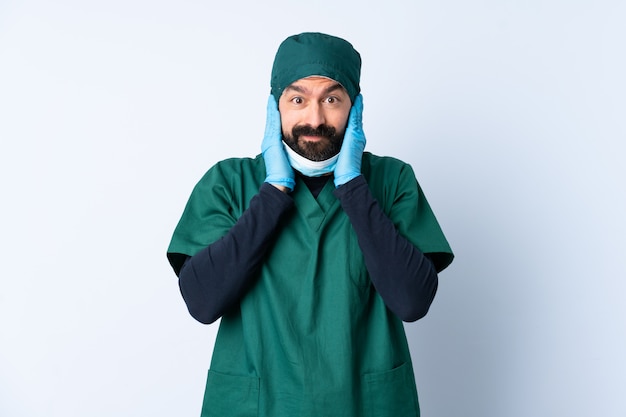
[324,96,340,104]
[290,96,304,105]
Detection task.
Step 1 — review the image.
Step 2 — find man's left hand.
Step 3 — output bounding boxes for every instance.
[334,94,365,187]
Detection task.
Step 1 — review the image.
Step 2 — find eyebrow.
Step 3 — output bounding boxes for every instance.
[284,82,346,95]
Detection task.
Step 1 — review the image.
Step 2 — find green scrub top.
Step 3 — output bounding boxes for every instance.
[168,152,453,417]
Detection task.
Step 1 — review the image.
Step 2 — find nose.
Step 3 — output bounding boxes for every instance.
[304,102,326,128]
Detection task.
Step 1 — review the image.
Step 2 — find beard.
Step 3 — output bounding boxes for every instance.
[283,124,344,162]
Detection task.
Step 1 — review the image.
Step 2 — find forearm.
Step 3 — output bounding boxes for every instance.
[179,183,293,324]
[334,176,438,322]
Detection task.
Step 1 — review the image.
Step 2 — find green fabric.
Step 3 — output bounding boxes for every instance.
[270,32,362,104]
[168,153,453,417]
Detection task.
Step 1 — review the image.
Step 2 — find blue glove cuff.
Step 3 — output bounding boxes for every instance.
[334,172,360,188]
[265,176,296,190]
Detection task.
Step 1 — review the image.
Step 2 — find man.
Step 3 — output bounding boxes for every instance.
[167,32,453,417]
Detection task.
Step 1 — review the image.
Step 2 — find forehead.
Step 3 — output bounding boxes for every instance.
[286,76,349,95]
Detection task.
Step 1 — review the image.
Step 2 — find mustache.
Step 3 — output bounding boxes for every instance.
[291,124,337,139]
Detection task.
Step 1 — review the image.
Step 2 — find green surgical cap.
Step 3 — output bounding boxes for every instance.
[270,32,361,103]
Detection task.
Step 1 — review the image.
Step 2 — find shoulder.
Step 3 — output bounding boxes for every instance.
[361,152,420,213]
[194,155,265,187]
[363,152,414,173]
[184,155,265,206]
[362,152,417,188]
[203,155,264,178]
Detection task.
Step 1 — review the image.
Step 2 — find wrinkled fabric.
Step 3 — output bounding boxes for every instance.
[167,153,453,417]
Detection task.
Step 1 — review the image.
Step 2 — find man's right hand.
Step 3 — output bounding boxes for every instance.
[261,95,295,192]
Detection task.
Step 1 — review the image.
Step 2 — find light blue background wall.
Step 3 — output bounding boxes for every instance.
[1,1,624,416]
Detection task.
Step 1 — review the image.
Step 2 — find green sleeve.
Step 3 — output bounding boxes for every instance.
[166,157,264,274]
[363,154,454,272]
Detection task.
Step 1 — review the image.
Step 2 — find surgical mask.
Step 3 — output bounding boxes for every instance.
[283,141,338,177]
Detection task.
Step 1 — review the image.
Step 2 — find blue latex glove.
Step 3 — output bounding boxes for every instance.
[261,95,295,191]
[334,94,366,187]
